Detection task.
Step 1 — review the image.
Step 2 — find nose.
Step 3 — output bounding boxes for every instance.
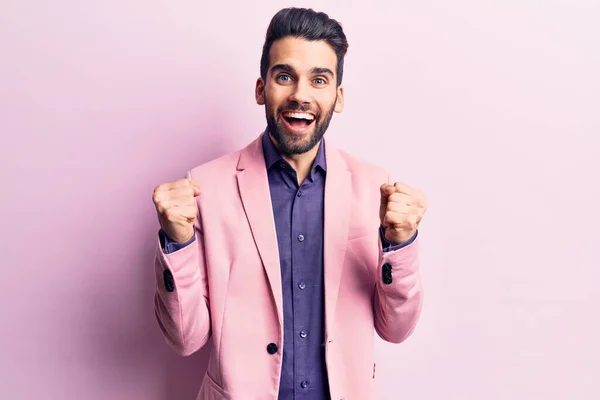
[288,78,312,105]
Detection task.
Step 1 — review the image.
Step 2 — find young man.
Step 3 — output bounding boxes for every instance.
[152,7,427,400]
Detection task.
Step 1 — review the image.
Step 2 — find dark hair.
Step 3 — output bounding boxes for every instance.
[260,7,349,87]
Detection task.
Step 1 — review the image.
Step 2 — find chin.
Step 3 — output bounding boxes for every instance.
[265,110,330,155]
[278,126,322,154]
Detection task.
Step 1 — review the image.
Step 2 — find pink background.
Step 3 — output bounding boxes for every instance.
[1,0,599,399]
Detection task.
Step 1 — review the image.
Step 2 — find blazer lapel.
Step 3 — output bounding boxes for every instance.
[323,142,352,342]
[236,133,284,329]
[235,132,352,341]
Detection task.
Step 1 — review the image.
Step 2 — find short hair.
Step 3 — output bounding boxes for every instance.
[260,7,349,86]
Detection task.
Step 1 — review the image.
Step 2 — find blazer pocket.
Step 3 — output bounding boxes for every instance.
[202,371,230,399]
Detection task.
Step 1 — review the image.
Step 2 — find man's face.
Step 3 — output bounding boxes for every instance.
[256,37,344,155]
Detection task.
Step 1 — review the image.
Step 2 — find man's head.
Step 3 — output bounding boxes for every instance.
[255,8,349,156]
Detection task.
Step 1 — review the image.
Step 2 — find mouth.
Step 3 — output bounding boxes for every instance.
[280,111,315,134]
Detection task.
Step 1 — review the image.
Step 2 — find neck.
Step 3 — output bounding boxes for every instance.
[269,133,321,185]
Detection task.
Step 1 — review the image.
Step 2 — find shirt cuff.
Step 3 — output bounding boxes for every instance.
[159,228,196,254]
[380,225,418,252]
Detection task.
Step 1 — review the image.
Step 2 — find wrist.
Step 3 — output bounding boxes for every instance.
[162,228,194,244]
[381,226,415,246]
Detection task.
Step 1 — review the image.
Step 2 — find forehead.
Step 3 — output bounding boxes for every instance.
[269,37,337,75]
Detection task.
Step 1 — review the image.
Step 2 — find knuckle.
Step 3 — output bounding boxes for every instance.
[155,197,168,211]
[164,208,177,222]
[152,187,164,202]
[408,215,418,227]
[385,214,395,225]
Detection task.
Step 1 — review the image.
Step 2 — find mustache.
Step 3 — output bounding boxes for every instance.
[278,102,317,115]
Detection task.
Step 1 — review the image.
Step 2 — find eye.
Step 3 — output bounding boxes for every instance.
[276,74,293,83]
[314,77,327,85]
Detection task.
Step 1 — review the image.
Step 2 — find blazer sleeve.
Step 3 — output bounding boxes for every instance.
[153,173,211,356]
[372,174,424,343]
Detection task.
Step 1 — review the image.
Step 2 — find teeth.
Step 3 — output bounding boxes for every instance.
[283,112,314,120]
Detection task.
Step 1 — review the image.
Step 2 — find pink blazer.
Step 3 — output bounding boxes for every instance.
[153,131,423,400]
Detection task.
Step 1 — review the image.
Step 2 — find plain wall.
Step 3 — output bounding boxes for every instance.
[1,0,598,399]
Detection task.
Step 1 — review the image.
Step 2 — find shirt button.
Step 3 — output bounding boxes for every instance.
[297,234,304,242]
[279,161,286,169]
[298,282,306,290]
[297,190,302,197]
[300,330,307,338]
[300,381,308,389]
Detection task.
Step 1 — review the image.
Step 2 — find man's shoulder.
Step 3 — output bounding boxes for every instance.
[186,132,262,185]
[189,149,241,177]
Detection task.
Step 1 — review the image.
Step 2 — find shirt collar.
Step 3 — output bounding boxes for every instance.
[262,128,327,172]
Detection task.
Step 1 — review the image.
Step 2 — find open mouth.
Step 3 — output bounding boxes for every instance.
[281,111,315,132]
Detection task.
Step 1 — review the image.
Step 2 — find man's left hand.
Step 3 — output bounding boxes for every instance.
[379,182,428,245]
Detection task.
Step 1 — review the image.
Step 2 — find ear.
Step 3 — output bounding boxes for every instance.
[334,85,344,113]
[255,77,265,105]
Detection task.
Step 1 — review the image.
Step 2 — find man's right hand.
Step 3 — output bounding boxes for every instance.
[152,178,201,243]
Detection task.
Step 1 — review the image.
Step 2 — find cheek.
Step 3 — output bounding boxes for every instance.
[265,85,289,104]
[316,93,338,113]
[264,93,278,112]
[266,96,283,115]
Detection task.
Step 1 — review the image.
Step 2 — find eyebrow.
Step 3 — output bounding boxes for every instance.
[310,67,334,78]
[270,64,294,75]
[270,64,335,78]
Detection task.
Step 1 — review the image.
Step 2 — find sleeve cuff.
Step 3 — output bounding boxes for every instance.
[159,228,196,254]
[380,226,418,252]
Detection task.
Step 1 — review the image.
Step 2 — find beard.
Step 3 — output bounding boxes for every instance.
[265,97,336,155]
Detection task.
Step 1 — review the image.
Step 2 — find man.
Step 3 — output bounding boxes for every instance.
[152,7,426,400]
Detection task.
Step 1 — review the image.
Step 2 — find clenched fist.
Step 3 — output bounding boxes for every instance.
[379,182,427,245]
[152,178,201,243]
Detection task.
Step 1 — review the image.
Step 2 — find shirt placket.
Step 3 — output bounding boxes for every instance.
[291,178,311,397]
